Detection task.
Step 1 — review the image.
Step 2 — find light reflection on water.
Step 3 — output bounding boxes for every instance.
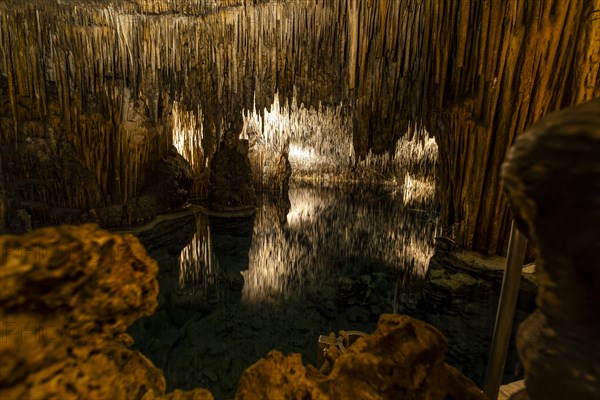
[178,212,220,290]
[178,184,440,309]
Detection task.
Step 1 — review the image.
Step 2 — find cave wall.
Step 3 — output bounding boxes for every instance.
[1,0,598,253]
[427,0,600,254]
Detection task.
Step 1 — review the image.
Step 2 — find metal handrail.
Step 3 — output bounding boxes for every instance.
[483,220,528,399]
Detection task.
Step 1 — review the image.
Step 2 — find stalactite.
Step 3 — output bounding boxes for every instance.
[0,0,597,253]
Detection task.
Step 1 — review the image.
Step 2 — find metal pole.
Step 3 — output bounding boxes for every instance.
[483,220,528,399]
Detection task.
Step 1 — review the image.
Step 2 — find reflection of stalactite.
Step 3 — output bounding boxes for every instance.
[402,173,436,208]
[242,186,440,306]
[242,199,306,305]
[178,211,220,292]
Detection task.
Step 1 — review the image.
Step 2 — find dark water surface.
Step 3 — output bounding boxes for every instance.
[129,184,534,399]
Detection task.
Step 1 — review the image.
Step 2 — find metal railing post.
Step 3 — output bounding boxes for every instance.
[483,220,528,399]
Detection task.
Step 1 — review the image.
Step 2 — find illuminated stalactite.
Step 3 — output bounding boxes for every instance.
[172,102,207,196]
[171,89,438,191]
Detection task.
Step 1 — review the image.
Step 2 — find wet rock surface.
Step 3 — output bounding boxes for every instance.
[0,224,212,400]
[127,186,532,399]
[502,98,600,399]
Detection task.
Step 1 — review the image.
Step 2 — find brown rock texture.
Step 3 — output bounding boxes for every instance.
[0,138,103,211]
[236,314,488,400]
[0,224,212,400]
[248,145,292,194]
[150,147,195,210]
[502,98,600,399]
[208,128,257,212]
[0,141,194,233]
[419,244,537,385]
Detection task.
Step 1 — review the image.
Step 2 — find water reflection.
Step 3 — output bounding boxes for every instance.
[130,185,532,399]
[176,185,440,310]
[178,211,219,289]
[402,173,436,208]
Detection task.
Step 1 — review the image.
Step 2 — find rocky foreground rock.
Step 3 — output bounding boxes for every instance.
[237,314,487,400]
[502,98,600,399]
[0,224,211,399]
[1,224,487,399]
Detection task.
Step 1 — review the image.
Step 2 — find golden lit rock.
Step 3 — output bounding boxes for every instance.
[237,314,488,400]
[0,224,212,399]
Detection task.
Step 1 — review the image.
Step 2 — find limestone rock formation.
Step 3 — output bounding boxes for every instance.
[0,224,212,400]
[208,127,257,212]
[1,138,104,231]
[0,140,194,233]
[275,151,293,192]
[145,146,195,209]
[248,146,293,194]
[502,98,600,399]
[247,125,293,193]
[236,314,488,400]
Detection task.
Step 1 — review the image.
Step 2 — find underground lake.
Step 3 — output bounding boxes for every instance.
[128,184,536,400]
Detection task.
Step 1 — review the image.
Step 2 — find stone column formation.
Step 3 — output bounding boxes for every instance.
[502,98,600,399]
[207,116,258,212]
[2,0,597,252]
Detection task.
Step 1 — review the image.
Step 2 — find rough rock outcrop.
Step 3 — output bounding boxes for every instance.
[0,140,194,233]
[0,224,212,400]
[1,223,492,399]
[1,137,104,231]
[208,125,257,212]
[236,314,488,400]
[502,98,600,399]
[145,146,195,210]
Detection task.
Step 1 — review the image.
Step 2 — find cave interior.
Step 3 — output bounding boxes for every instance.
[0,1,599,400]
